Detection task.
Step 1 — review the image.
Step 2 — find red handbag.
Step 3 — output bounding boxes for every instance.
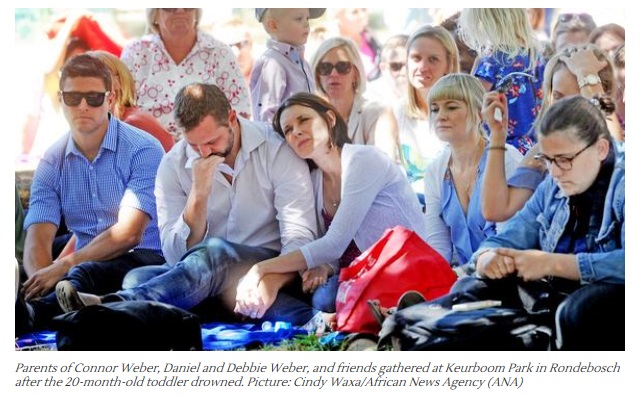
[335,226,456,335]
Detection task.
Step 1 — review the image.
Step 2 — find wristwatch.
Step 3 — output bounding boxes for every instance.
[577,74,601,89]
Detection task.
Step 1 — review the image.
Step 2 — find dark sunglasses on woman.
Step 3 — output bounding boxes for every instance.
[317,61,353,76]
[557,13,594,25]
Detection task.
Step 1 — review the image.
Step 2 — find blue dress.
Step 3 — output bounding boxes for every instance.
[474,51,546,154]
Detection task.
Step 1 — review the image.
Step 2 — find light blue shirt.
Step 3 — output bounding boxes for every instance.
[25,116,164,253]
[250,39,315,123]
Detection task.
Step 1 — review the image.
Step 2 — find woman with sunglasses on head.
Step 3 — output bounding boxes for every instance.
[311,37,400,163]
[121,8,250,141]
[235,92,427,321]
[482,44,624,223]
[458,95,624,350]
[552,12,597,52]
[423,74,522,270]
[392,25,459,199]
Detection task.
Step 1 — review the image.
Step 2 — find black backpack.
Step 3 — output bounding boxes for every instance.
[377,304,552,351]
[52,301,203,351]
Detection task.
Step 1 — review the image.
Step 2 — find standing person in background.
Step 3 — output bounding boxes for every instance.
[459,8,546,155]
[90,51,174,152]
[423,74,522,268]
[250,8,325,123]
[331,8,381,80]
[311,37,399,163]
[393,25,459,197]
[121,8,250,140]
[365,34,409,106]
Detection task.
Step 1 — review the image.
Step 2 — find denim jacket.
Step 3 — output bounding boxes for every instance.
[470,143,624,284]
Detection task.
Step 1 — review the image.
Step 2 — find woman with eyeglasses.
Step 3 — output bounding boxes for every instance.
[392,25,459,199]
[121,8,250,141]
[460,95,624,350]
[311,37,400,163]
[235,92,428,322]
[481,44,624,223]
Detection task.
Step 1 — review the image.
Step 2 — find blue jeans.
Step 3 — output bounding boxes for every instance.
[309,274,339,313]
[115,238,318,326]
[28,249,164,330]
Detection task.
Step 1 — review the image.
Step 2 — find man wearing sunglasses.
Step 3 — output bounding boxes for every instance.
[16,54,165,335]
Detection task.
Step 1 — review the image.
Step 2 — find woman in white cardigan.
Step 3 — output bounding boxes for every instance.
[424,74,522,270]
[235,93,426,319]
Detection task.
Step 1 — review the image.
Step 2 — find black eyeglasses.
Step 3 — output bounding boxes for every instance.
[557,13,594,25]
[387,62,406,72]
[534,140,596,171]
[317,61,353,76]
[60,91,110,107]
[160,8,195,13]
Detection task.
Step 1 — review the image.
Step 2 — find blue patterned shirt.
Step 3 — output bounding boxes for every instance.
[24,115,164,253]
[474,51,546,154]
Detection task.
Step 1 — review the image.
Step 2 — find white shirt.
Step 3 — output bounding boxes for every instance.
[155,118,317,264]
[121,31,251,140]
[301,144,427,268]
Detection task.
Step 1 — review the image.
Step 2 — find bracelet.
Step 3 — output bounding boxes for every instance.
[487,145,507,151]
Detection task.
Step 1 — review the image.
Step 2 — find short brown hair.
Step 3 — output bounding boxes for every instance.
[59,53,112,91]
[174,83,231,132]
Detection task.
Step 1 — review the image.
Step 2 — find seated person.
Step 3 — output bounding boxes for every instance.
[439,96,624,350]
[424,74,522,269]
[236,92,428,315]
[16,54,165,335]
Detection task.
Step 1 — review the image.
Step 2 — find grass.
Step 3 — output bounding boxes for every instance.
[259,334,341,351]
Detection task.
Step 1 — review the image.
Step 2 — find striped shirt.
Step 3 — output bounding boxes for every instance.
[24,115,164,253]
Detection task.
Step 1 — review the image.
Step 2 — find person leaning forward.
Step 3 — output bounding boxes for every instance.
[56,83,323,326]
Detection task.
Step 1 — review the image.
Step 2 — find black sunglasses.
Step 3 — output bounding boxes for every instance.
[60,91,109,107]
[317,61,352,76]
[557,13,593,24]
[160,8,195,13]
[388,62,406,72]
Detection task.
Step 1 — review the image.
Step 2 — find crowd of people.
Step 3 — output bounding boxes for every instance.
[16,8,625,351]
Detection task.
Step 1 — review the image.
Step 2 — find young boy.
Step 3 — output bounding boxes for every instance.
[251,8,325,123]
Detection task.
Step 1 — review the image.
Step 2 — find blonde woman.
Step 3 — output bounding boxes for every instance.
[393,24,459,195]
[311,37,399,163]
[424,74,522,268]
[90,51,174,152]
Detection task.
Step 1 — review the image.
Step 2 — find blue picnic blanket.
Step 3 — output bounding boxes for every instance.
[15,322,310,351]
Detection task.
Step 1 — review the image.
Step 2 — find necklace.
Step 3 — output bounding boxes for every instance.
[323,175,341,211]
[449,138,485,197]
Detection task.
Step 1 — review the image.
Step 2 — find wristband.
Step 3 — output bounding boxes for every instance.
[487,145,507,151]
